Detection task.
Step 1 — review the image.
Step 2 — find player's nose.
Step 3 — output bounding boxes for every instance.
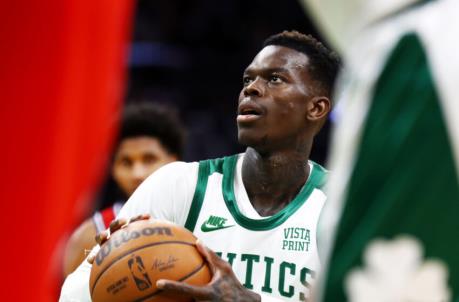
[243,78,264,97]
[131,163,150,182]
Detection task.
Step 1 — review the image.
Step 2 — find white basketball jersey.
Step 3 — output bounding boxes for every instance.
[184,154,327,301]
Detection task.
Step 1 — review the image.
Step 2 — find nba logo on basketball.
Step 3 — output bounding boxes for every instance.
[128,255,152,291]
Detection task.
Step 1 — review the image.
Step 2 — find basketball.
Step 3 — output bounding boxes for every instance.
[89,219,212,302]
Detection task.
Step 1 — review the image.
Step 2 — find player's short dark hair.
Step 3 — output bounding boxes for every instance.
[119,102,186,159]
[263,30,340,98]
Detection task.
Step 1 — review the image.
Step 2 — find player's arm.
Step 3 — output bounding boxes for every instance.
[60,161,198,301]
[116,161,199,225]
[62,218,98,277]
[60,246,96,302]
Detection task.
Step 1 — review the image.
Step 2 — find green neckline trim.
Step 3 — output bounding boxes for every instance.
[221,155,327,231]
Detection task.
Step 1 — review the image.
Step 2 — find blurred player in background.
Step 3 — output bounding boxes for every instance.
[300,0,459,301]
[62,101,186,277]
[60,30,340,302]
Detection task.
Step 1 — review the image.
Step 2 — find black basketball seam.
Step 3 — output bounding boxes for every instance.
[133,261,208,302]
[90,241,195,296]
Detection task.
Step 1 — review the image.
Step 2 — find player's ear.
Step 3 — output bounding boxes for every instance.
[306,96,330,121]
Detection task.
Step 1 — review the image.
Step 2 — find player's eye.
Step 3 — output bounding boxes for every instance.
[243,76,253,86]
[142,154,157,165]
[119,158,132,168]
[269,75,283,84]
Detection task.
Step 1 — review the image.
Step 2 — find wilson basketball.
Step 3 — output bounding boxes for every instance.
[89,219,212,302]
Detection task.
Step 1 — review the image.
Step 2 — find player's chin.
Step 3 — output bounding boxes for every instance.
[237,130,267,149]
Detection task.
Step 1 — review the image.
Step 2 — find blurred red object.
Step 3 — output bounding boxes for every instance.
[0,1,134,300]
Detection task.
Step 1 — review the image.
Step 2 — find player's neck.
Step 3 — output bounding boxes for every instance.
[242,147,311,217]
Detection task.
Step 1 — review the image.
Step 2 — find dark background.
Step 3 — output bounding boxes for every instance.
[98,0,333,210]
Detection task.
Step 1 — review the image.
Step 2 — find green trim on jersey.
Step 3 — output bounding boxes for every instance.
[322,33,459,301]
[184,160,211,232]
[184,154,327,232]
[184,157,228,232]
[220,155,328,231]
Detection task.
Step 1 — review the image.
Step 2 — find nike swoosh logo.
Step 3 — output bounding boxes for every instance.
[201,223,235,232]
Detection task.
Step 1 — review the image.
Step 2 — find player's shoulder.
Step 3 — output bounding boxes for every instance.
[141,155,240,190]
[149,160,200,179]
[131,161,201,196]
[160,160,200,171]
[122,161,202,218]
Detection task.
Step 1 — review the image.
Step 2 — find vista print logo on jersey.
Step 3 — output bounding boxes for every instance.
[201,215,235,232]
[282,227,311,251]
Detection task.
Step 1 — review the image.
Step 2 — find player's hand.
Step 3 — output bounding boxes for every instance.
[156,240,261,302]
[87,214,151,264]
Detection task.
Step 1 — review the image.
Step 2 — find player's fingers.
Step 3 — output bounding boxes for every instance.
[109,218,128,234]
[95,230,109,245]
[86,245,100,264]
[129,213,151,223]
[195,239,221,274]
[87,254,95,264]
[156,279,212,300]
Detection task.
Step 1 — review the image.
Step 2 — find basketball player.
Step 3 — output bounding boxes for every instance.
[60,31,340,302]
[62,101,186,276]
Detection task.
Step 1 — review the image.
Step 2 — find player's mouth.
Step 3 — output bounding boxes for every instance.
[237,102,263,123]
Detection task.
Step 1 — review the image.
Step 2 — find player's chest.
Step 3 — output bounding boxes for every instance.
[192,175,324,265]
[191,181,324,301]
